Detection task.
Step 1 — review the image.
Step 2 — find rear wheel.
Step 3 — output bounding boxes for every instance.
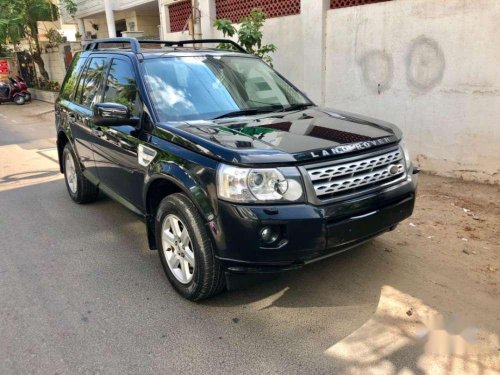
[156,193,225,301]
[63,143,99,203]
[14,95,25,105]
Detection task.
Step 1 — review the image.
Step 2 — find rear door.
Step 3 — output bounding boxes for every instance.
[68,56,109,180]
[91,56,149,211]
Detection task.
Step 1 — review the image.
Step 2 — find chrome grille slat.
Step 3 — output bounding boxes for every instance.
[314,164,405,195]
[306,148,406,200]
[308,149,402,181]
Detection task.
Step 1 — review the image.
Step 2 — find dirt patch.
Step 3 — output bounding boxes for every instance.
[393,173,500,304]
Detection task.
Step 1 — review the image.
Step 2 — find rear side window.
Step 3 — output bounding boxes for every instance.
[103,58,141,117]
[75,57,108,108]
[59,53,86,100]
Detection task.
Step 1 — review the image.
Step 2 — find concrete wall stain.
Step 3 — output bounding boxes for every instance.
[358,36,446,93]
[406,36,446,92]
[358,50,394,94]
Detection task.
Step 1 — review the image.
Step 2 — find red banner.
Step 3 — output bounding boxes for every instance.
[0,60,9,74]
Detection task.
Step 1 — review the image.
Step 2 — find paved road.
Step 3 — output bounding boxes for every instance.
[0,102,498,374]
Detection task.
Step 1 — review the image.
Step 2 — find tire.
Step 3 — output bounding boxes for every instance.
[23,93,31,102]
[62,143,99,204]
[14,95,25,105]
[156,193,225,301]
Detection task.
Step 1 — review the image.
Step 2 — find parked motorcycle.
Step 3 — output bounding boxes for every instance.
[0,77,27,105]
[14,76,32,102]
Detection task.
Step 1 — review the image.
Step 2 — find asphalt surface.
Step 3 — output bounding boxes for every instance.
[0,101,498,375]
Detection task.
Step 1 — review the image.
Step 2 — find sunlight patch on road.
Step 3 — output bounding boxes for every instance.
[252,287,290,310]
[0,144,61,192]
[324,285,500,374]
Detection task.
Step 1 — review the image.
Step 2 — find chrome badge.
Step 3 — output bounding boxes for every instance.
[388,164,403,176]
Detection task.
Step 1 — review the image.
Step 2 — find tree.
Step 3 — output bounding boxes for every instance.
[0,2,23,52]
[214,8,277,66]
[60,0,77,16]
[0,0,58,80]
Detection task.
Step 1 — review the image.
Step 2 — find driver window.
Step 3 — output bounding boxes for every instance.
[77,57,108,108]
[103,59,141,117]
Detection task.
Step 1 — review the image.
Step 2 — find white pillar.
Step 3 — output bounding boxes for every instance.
[159,0,171,39]
[300,0,329,105]
[158,0,166,39]
[76,18,86,40]
[198,0,215,39]
[104,0,117,38]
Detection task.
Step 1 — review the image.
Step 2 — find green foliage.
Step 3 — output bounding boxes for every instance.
[0,1,24,47]
[0,0,60,79]
[33,78,60,92]
[213,8,277,66]
[60,0,77,16]
[46,28,64,46]
[0,0,57,45]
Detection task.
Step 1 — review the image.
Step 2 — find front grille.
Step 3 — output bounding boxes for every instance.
[306,148,406,201]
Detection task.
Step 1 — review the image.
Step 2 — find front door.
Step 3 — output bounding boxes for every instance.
[91,57,149,212]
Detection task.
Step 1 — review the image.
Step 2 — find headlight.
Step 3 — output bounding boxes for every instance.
[400,139,411,169]
[217,164,304,203]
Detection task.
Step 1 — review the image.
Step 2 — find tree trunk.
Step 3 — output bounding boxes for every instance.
[32,51,49,81]
[28,20,50,81]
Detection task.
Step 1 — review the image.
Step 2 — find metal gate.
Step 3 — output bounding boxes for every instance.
[15,51,37,87]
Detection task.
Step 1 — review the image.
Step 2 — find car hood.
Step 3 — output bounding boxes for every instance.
[156,107,402,165]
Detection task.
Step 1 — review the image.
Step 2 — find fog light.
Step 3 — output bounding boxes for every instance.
[259,226,279,244]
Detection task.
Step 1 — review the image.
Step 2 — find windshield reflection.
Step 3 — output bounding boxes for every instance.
[143,56,310,122]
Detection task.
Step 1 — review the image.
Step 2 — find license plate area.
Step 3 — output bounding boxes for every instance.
[326,195,415,248]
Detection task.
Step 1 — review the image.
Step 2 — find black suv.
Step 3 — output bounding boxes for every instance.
[55,38,418,300]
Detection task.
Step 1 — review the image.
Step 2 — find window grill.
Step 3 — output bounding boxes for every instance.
[330,0,391,10]
[215,0,300,23]
[169,0,192,33]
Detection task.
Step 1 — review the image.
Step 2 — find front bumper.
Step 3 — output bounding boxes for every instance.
[209,173,417,273]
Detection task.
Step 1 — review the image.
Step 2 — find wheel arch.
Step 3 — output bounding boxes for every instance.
[144,170,216,250]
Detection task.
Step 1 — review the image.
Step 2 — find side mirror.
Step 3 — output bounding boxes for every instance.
[93,102,139,126]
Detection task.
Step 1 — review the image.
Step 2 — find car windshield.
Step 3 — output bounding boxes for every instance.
[143,55,311,122]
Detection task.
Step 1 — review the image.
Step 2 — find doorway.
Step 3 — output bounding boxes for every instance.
[115,19,127,37]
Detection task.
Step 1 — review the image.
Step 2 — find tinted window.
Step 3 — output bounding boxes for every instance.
[76,57,108,107]
[59,52,86,100]
[103,59,141,117]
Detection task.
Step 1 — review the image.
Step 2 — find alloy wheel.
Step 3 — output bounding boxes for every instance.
[64,151,77,194]
[161,214,195,284]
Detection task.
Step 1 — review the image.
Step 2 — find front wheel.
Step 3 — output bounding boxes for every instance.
[14,95,25,105]
[156,193,225,301]
[23,93,31,102]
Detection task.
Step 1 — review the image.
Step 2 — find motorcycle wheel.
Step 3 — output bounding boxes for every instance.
[23,93,31,102]
[14,95,25,105]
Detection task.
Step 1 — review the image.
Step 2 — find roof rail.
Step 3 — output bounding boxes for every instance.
[83,38,141,53]
[82,37,247,54]
[169,39,247,53]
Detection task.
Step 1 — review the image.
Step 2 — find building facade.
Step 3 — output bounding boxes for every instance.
[66,0,161,39]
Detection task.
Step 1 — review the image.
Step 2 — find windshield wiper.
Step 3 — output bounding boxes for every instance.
[212,108,276,119]
[272,103,314,113]
[212,103,314,120]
